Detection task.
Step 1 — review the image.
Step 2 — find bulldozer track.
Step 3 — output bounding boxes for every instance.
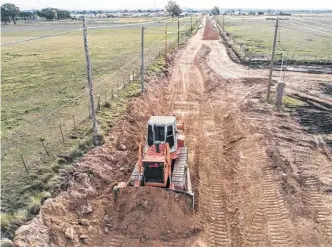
[290,141,332,244]
[305,175,332,243]
[261,167,294,247]
[209,176,230,246]
[243,203,267,246]
[108,234,126,247]
[205,140,231,247]
[161,241,184,246]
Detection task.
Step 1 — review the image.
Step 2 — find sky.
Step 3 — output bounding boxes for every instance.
[0,0,331,11]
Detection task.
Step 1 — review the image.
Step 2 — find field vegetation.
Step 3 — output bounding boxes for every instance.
[218,15,332,65]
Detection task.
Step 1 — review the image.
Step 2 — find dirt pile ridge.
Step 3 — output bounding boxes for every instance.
[202,17,219,41]
[105,187,198,240]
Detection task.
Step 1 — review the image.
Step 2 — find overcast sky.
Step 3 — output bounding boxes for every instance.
[1,0,331,11]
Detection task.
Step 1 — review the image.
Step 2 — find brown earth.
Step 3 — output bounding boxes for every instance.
[14,16,332,247]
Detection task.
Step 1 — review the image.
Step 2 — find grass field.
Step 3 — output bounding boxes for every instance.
[218,14,332,64]
[1,16,199,237]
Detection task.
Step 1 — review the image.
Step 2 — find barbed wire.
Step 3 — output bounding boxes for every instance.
[284,20,332,36]
[33,31,170,124]
[286,19,332,33]
[1,18,174,47]
[1,28,85,46]
[280,25,332,39]
[291,16,332,29]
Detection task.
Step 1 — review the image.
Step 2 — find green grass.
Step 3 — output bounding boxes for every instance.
[283,95,306,107]
[219,15,332,63]
[0,16,200,238]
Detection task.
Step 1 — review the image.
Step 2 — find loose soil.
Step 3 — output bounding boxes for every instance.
[14,16,332,247]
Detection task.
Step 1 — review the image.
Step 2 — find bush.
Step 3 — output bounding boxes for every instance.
[27,196,41,214]
[1,210,29,239]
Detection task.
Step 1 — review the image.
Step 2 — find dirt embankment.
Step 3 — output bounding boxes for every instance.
[13,50,199,247]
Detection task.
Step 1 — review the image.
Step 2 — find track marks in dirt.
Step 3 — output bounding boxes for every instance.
[293,148,332,245]
[262,167,295,247]
[208,167,231,247]
[243,202,267,246]
[107,234,126,247]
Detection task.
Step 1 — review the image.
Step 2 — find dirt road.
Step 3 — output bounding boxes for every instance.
[14,16,332,247]
[168,16,332,246]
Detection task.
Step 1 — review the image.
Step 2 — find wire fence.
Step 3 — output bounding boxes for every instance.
[216,15,332,65]
[1,15,203,213]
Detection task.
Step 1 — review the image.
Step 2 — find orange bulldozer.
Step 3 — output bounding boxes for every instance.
[114,116,194,207]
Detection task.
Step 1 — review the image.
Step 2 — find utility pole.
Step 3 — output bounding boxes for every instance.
[223,14,225,30]
[266,17,288,100]
[141,26,145,93]
[178,18,180,47]
[82,16,98,144]
[191,15,193,33]
[165,23,168,56]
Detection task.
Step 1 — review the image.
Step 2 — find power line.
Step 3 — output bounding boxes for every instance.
[1,28,85,46]
[280,25,332,39]
[88,18,172,30]
[284,20,332,37]
[286,19,332,33]
[1,18,173,47]
[34,33,165,124]
[291,17,332,29]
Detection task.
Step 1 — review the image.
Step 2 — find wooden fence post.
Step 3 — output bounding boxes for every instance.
[40,139,50,156]
[20,154,29,175]
[73,115,76,130]
[59,125,65,143]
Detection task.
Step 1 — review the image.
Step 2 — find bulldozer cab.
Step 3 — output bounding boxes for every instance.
[147,116,177,153]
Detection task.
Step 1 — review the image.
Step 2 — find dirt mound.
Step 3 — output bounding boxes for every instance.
[106,187,199,241]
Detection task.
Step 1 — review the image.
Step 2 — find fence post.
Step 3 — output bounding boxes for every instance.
[59,125,65,143]
[141,26,145,93]
[40,138,50,156]
[178,18,180,47]
[165,23,168,57]
[72,115,76,130]
[82,16,98,145]
[20,154,29,175]
[276,82,285,108]
[97,95,101,111]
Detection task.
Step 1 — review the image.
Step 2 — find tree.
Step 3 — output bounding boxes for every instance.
[165,0,182,18]
[20,11,33,20]
[38,8,57,20]
[1,6,10,24]
[211,6,220,15]
[57,10,70,19]
[1,3,20,24]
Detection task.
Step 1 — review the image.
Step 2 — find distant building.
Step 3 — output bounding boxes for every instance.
[278,12,292,16]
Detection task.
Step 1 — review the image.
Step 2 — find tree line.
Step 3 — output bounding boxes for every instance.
[1,3,71,24]
[1,0,184,25]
